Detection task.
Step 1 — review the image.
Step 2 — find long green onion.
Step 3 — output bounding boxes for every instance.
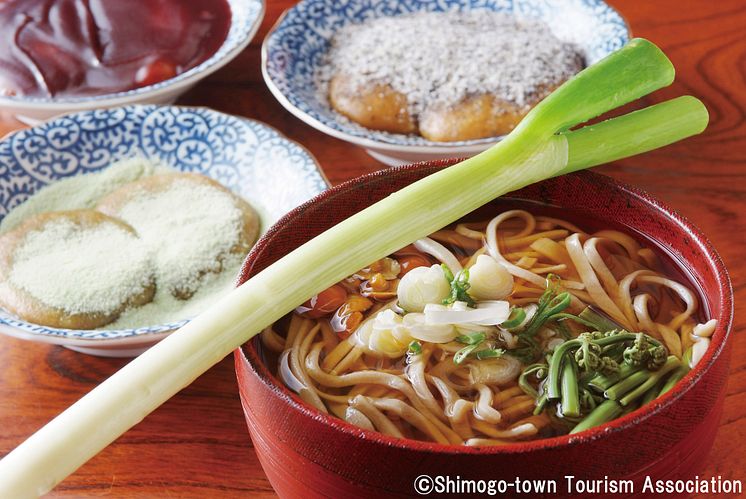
[453,343,481,364]
[0,39,709,497]
[475,348,506,360]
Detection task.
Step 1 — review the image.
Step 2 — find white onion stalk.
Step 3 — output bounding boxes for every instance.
[397,264,450,312]
[355,308,459,356]
[0,39,709,497]
[455,323,496,335]
[467,254,514,300]
[424,301,510,326]
[509,303,538,331]
[403,313,457,343]
[354,309,409,358]
[469,356,523,385]
[690,319,717,367]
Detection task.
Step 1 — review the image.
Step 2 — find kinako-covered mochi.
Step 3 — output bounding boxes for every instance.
[319,11,584,140]
[0,210,155,329]
[0,159,260,330]
[96,173,259,299]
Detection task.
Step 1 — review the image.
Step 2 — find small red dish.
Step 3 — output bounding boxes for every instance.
[235,161,733,498]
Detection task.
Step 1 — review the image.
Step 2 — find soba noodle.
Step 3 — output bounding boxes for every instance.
[263,209,713,445]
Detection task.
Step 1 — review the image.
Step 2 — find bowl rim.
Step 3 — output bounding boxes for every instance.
[0,0,266,110]
[238,162,734,455]
[0,103,329,345]
[261,0,631,153]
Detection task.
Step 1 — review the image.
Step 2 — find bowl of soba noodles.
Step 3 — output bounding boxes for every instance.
[234,161,732,498]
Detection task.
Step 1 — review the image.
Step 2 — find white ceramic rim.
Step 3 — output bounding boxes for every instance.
[260,12,496,156]
[261,2,631,155]
[0,105,328,348]
[0,0,266,111]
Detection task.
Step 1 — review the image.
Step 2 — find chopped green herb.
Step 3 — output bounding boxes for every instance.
[475,348,505,360]
[500,307,527,328]
[520,275,572,339]
[518,363,547,399]
[550,312,599,331]
[441,264,454,282]
[509,274,572,361]
[441,265,475,307]
[408,340,422,355]
[453,343,481,364]
[456,331,486,345]
[454,331,497,364]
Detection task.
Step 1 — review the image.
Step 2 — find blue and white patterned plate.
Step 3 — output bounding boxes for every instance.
[262,0,630,165]
[0,105,327,356]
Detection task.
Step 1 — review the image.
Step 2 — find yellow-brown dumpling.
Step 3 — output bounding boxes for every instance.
[0,210,155,329]
[419,94,528,142]
[322,11,585,142]
[329,74,417,135]
[97,173,259,299]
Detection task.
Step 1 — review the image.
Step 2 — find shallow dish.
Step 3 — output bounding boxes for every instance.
[0,0,265,125]
[0,105,327,357]
[262,0,629,166]
[235,162,732,498]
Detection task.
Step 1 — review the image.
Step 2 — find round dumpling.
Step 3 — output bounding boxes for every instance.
[97,173,259,299]
[419,94,528,142]
[329,74,417,135]
[0,210,155,329]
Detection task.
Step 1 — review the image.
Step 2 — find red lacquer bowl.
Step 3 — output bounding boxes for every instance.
[234,162,733,499]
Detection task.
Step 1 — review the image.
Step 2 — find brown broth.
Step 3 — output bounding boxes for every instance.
[259,201,709,374]
[257,202,714,444]
[473,198,710,322]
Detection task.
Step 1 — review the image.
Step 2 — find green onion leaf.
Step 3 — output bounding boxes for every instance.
[456,331,486,345]
[441,264,455,282]
[500,307,526,328]
[443,269,475,306]
[454,344,480,365]
[475,348,505,360]
[408,340,422,355]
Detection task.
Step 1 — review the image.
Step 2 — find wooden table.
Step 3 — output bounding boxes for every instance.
[0,1,743,496]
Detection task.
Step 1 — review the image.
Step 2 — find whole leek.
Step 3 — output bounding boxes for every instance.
[0,39,709,497]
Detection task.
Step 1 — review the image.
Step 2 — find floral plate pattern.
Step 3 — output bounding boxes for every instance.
[263,0,630,164]
[0,105,327,354]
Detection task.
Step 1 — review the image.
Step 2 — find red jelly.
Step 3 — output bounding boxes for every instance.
[0,0,231,98]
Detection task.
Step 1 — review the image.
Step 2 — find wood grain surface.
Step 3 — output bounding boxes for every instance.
[0,1,743,497]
